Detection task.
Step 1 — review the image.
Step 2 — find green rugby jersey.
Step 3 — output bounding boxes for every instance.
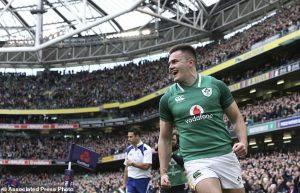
[168,150,187,186]
[159,74,234,162]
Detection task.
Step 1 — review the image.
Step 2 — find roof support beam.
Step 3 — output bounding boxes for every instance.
[44,0,77,30]
[0,0,14,18]
[87,0,123,32]
[0,0,144,52]
[34,0,43,64]
[0,0,35,39]
[137,8,208,33]
[145,0,209,32]
[209,0,288,31]
[195,0,209,16]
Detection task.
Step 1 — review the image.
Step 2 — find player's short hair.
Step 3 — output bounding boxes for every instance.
[169,44,197,60]
[128,128,141,136]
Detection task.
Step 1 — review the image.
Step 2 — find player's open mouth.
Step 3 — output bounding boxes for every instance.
[171,70,178,76]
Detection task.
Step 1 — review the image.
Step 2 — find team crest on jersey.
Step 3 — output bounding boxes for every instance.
[175,95,185,103]
[202,87,212,97]
[189,105,204,116]
[193,170,202,179]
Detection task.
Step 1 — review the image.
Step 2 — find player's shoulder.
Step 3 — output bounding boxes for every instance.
[166,82,187,95]
[142,143,152,151]
[126,145,134,153]
[160,83,177,101]
[166,83,177,94]
[201,75,218,83]
[201,75,223,86]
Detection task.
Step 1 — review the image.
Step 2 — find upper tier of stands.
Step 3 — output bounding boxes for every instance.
[0,1,299,110]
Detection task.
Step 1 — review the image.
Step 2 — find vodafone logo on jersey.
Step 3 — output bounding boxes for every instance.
[185,105,213,124]
[189,105,204,116]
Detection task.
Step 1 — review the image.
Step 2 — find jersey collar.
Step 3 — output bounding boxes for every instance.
[135,141,143,148]
[176,73,201,92]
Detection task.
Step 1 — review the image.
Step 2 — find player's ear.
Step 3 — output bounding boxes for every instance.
[188,58,196,67]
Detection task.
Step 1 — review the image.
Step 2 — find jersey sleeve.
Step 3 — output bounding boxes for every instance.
[143,145,152,164]
[215,79,234,109]
[159,92,174,123]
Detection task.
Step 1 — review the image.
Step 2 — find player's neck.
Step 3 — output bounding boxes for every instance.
[132,140,142,147]
[181,72,198,86]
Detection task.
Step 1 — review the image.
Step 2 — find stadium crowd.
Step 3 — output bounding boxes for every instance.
[197,0,300,70]
[241,151,300,193]
[224,92,300,128]
[0,49,298,124]
[198,1,300,70]
[220,52,300,86]
[1,151,299,193]
[0,1,300,193]
[240,92,300,125]
[0,0,299,110]
[0,130,159,160]
[0,58,171,109]
[0,91,299,160]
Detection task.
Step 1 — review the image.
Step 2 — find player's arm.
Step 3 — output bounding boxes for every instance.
[121,166,128,189]
[158,91,173,188]
[127,144,152,170]
[127,162,151,170]
[158,120,173,175]
[224,101,248,157]
[215,78,248,157]
[121,151,129,189]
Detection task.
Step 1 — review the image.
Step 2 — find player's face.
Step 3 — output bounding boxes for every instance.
[168,50,193,83]
[128,132,139,146]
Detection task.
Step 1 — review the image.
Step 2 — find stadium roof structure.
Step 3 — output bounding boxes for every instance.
[0,0,291,68]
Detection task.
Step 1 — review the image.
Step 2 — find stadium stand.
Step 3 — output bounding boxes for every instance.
[0,152,299,192]
[0,0,298,109]
[0,0,300,193]
[0,90,299,160]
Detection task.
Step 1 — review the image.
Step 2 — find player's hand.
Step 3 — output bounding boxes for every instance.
[120,184,126,190]
[126,159,134,166]
[119,185,126,193]
[232,142,247,157]
[161,173,171,189]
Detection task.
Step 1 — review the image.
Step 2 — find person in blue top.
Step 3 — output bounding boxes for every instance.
[121,128,152,193]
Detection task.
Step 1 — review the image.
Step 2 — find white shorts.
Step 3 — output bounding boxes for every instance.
[184,152,244,189]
